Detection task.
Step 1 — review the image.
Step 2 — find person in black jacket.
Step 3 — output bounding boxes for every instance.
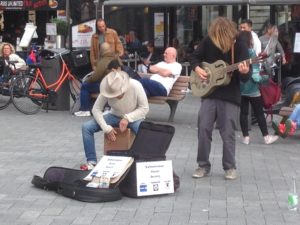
[190,17,250,180]
[137,41,161,73]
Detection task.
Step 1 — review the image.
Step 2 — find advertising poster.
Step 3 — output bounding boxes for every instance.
[72,19,95,48]
[293,33,300,53]
[0,0,66,10]
[19,23,37,48]
[154,13,164,47]
[136,160,174,197]
[46,23,56,36]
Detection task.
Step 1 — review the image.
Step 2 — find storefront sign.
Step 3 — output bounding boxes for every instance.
[72,19,95,48]
[46,23,57,35]
[19,23,37,48]
[136,160,174,197]
[0,0,65,10]
[294,33,300,53]
[154,12,164,47]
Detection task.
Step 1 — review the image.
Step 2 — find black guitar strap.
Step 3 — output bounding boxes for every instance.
[229,44,234,77]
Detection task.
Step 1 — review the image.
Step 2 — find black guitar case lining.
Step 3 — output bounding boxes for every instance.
[108,121,180,198]
[31,166,122,202]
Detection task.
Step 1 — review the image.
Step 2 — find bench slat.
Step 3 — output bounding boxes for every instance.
[149,95,184,101]
[171,84,189,89]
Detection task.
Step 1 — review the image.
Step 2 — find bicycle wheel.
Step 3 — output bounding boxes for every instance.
[0,81,11,110]
[10,75,45,115]
[69,77,81,101]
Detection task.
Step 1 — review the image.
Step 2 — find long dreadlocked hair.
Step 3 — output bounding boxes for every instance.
[208,17,238,53]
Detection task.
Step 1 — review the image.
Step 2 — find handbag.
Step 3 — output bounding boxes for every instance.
[259,78,281,110]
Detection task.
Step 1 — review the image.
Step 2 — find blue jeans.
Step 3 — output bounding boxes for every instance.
[82,113,143,163]
[139,78,167,97]
[80,82,100,111]
[289,104,300,128]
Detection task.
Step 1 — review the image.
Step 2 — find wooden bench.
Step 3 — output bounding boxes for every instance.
[147,76,190,122]
[90,76,190,122]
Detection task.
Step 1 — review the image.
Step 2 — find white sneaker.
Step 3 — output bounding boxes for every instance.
[74,111,91,117]
[242,136,250,145]
[224,169,237,180]
[264,135,279,145]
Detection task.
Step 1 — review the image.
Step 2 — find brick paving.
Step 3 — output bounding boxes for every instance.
[0,92,300,225]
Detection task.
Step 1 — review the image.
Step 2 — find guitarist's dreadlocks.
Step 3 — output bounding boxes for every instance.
[208,17,237,54]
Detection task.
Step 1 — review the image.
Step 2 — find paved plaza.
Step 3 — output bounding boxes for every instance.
[0,92,300,225]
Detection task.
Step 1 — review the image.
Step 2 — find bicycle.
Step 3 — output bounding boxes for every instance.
[0,60,23,110]
[10,49,81,115]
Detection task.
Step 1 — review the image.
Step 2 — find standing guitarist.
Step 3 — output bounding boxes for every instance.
[190,17,250,180]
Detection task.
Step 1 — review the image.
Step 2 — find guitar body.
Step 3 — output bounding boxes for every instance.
[190,60,231,97]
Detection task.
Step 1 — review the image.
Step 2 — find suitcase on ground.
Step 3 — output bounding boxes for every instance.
[31,166,122,202]
[108,121,180,197]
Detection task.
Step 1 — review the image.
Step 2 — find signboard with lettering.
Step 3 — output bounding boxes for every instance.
[136,160,174,197]
[19,23,37,47]
[154,12,164,47]
[46,22,57,35]
[0,0,66,10]
[72,19,95,48]
[294,33,300,53]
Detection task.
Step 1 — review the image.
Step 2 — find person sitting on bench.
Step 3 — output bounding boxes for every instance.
[272,104,300,138]
[80,60,149,170]
[139,47,182,97]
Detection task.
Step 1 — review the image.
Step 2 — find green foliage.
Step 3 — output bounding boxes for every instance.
[51,18,68,36]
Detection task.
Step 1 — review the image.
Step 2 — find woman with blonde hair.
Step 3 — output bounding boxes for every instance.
[0,42,26,82]
[190,17,250,180]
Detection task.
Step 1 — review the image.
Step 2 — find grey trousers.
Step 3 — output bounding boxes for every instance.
[197,98,239,171]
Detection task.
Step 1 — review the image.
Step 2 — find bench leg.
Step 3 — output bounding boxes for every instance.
[166,100,178,122]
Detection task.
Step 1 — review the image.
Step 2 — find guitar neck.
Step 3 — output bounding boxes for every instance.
[225,58,259,73]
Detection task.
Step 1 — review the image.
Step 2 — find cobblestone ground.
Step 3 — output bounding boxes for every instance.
[0,92,300,225]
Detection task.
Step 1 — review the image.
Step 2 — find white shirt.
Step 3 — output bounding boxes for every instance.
[251,31,262,56]
[150,61,182,95]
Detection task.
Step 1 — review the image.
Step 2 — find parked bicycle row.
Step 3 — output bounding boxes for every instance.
[0,43,81,115]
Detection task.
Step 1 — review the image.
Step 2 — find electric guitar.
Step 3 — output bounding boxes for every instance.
[190,56,266,97]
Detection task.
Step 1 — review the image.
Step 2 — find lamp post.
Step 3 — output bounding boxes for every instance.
[66,0,71,49]
[93,0,99,20]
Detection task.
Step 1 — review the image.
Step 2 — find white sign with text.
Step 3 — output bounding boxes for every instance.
[136,160,174,196]
[72,19,95,48]
[294,33,300,53]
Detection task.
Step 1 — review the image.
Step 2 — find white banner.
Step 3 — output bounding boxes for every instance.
[136,160,174,196]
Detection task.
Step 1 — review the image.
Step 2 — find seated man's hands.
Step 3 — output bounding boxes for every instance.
[106,128,117,142]
[119,118,129,133]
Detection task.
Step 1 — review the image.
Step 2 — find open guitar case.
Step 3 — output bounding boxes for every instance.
[31,166,123,203]
[31,121,179,201]
[108,121,180,198]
